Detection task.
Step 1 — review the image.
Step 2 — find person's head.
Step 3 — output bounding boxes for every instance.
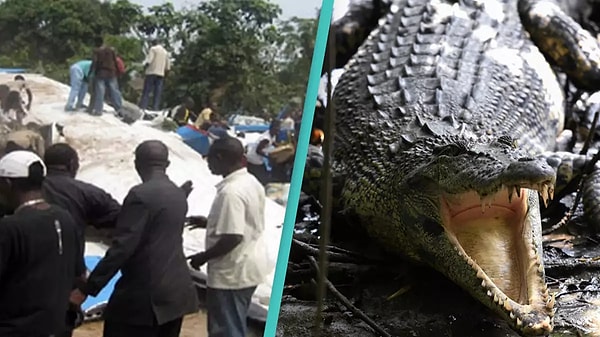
[199,121,212,131]
[310,129,325,146]
[207,137,244,176]
[94,36,104,48]
[209,112,219,123]
[0,151,46,209]
[183,97,195,110]
[134,140,169,181]
[269,119,281,136]
[150,38,159,46]
[43,143,80,178]
[13,75,25,82]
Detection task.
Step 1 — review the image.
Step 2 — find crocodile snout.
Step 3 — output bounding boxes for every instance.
[503,158,556,185]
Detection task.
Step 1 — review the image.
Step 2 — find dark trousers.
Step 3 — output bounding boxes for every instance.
[247,163,269,185]
[206,287,256,337]
[56,330,72,337]
[139,74,164,111]
[103,317,183,337]
[93,77,123,114]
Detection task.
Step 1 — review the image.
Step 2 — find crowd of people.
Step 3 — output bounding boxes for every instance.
[0,135,269,337]
[64,37,171,117]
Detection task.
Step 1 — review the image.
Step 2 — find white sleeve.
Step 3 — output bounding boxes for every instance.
[144,48,155,66]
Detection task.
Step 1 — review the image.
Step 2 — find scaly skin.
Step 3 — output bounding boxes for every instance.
[328,0,600,335]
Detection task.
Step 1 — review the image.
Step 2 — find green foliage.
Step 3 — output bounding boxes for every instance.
[0,0,318,118]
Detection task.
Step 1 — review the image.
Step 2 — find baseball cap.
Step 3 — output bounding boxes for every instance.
[0,151,47,178]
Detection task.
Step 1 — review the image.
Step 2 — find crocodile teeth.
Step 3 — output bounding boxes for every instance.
[481,279,486,287]
[479,196,493,213]
[504,301,512,312]
[510,312,515,320]
[539,184,549,207]
[493,293,499,303]
[516,318,523,327]
[546,293,556,309]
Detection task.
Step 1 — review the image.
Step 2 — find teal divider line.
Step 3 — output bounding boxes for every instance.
[263,1,334,335]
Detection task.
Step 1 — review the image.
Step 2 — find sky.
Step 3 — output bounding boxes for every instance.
[131,0,324,19]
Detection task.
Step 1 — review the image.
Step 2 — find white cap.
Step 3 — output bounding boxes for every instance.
[0,151,46,178]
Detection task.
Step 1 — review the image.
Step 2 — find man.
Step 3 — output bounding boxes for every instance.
[306,128,325,174]
[90,36,123,116]
[167,97,196,127]
[0,150,81,337]
[139,39,170,111]
[0,75,33,125]
[206,113,230,139]
[41,143,122,337]
[65,60,92,112]
[280,111,295,129]
[245,119,281,185]
[195,102,215,127]
[1,127,46,157]
[70,140,198,337]
[189,137,268,337]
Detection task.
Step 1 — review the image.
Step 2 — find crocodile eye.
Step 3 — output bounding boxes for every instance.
[432,143,467,156]
[497,135,517,148]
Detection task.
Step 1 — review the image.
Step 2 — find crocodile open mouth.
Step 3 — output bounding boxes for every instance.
[440,184,555,333]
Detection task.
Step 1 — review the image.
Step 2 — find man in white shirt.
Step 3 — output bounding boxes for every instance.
[189,137,268,337]
[280,111,295,129]
[244,120,281,185]
[139,39,171,111]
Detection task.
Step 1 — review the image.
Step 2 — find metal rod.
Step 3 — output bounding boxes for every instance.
[313,21,336,336]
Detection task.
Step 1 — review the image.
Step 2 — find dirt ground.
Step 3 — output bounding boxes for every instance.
[73,311,263,337]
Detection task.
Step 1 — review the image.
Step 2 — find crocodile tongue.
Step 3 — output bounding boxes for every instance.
[445,188,530,303]
[440,186,555,334]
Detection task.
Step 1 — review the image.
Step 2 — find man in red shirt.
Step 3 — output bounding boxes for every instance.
[89,37,123,116]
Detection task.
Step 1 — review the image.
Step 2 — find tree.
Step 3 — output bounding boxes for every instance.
[0,0,141,66]
[0,0,318,118]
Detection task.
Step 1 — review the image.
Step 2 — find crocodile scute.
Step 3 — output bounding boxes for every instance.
[327,0,600,335]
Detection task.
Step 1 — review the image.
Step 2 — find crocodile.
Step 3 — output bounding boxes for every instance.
[324,0,600,335]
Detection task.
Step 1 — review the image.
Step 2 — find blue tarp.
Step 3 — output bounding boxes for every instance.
[234,124,270,133]
[0,68,26,74]
[177,126,211,156]
[81,256,121,312]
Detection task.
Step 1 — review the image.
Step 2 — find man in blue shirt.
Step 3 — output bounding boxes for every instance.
[65,60,92,112]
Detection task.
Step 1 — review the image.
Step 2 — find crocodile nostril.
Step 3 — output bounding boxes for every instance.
[518,157,535,162]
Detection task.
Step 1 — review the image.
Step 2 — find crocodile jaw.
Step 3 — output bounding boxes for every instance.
[440,187,555,335]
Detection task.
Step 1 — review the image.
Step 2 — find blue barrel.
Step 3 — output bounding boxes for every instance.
[177,126,211,156]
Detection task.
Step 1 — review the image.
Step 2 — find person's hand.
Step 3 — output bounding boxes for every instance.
[69,288,87,306]
[188,252,208,270]
[185,216,207,230]
[180,180,193,197]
